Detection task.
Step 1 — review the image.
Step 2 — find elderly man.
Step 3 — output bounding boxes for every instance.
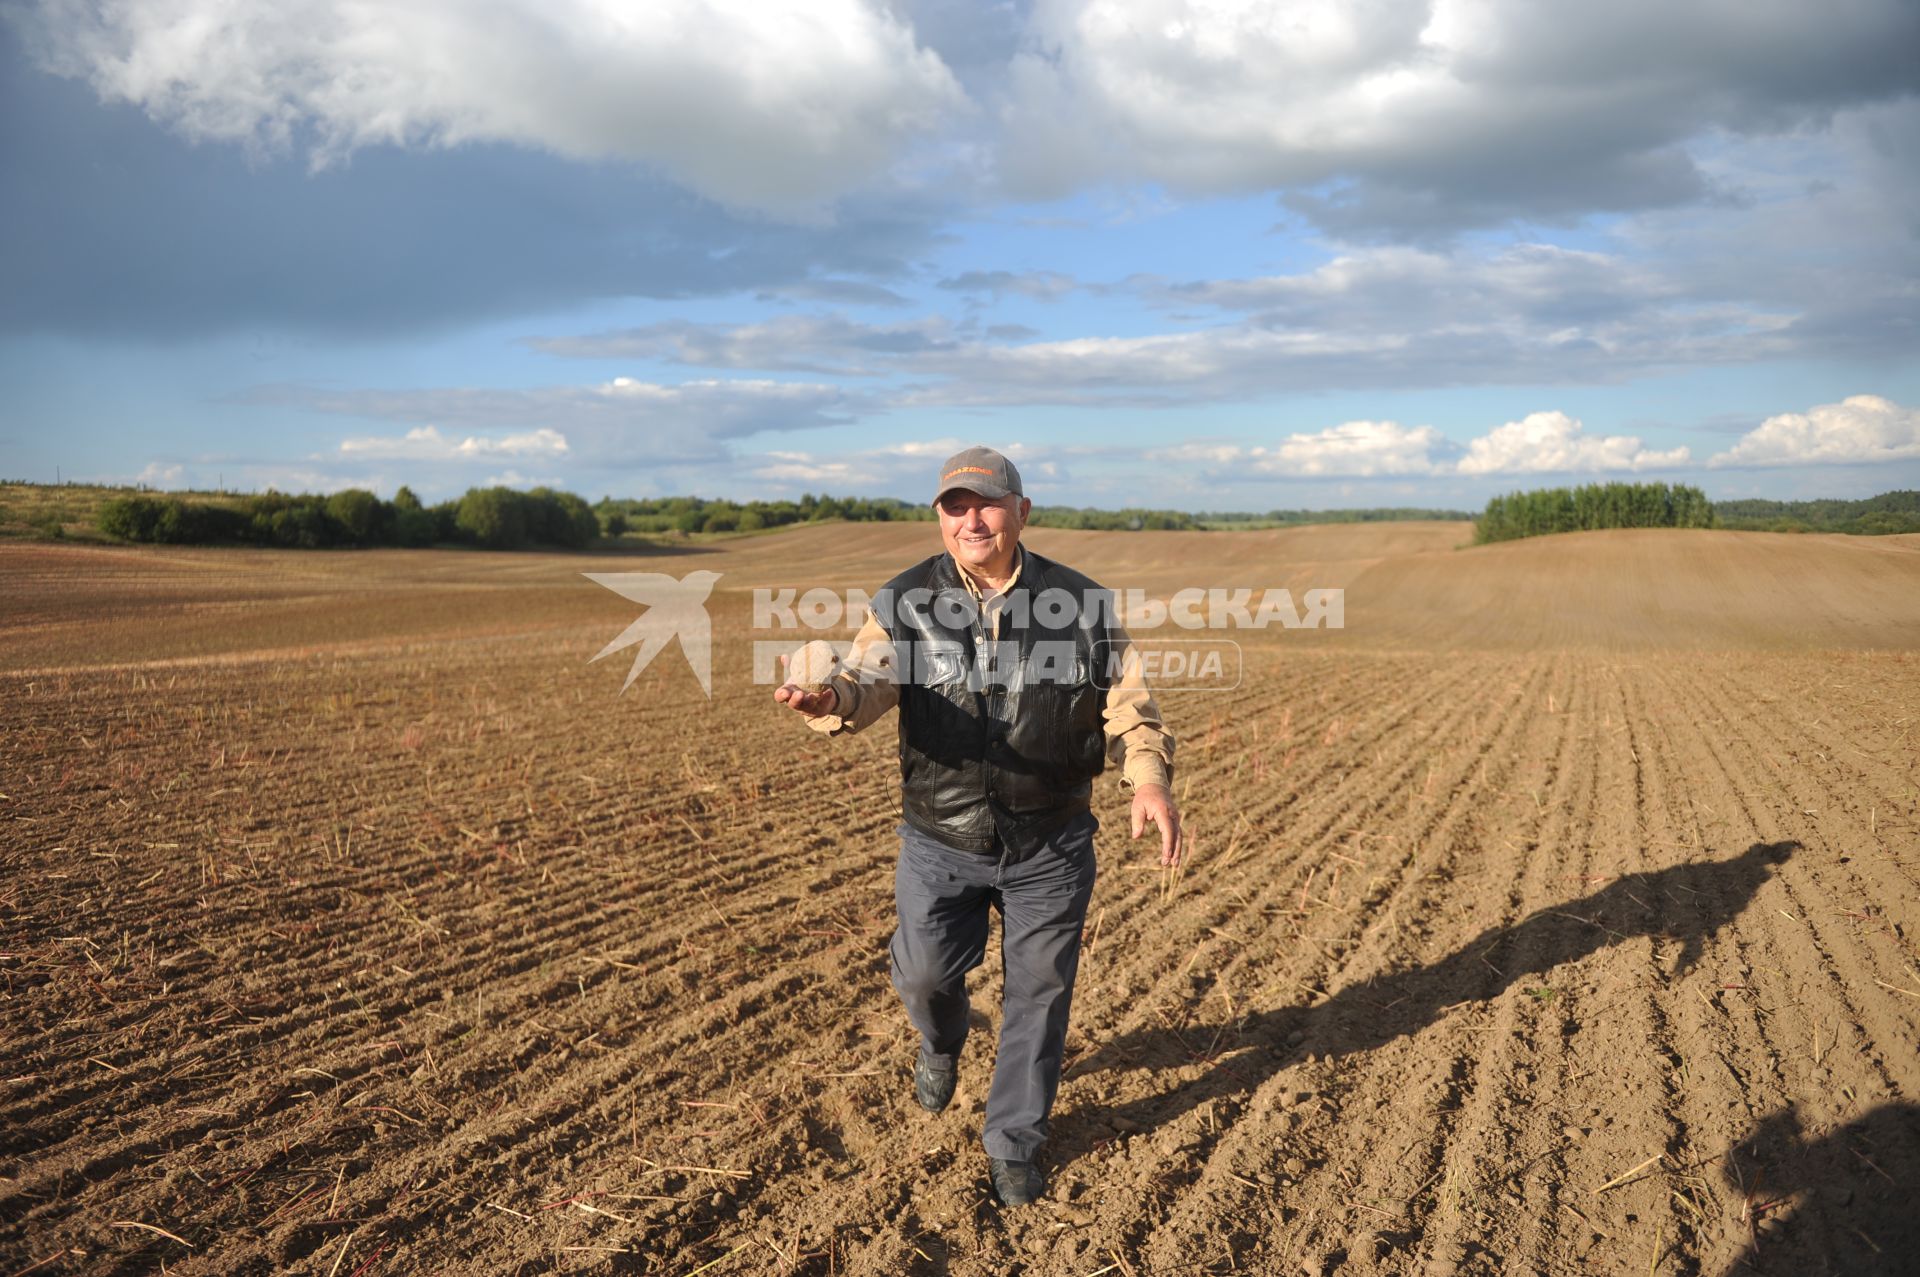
[774,446,1180,1206]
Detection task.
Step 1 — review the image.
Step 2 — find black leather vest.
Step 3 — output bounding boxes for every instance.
[873,548,1119,855]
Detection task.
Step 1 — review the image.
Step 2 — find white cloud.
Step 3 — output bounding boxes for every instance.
[1147,441,1251,467]
[240,376,861,465]
[26,0,1914,234]
[1155,411,1692,481]
[1457,411,1689,475]
[338,425,569,461]
[135,460,185,487]
[997,0,1920,231]
[1708,395,1920,468]
[899,326,1409,405]
[1168,243,1686,327]
[18,0,965,216]
[743,437,1075,496]
[532,238,1799,406]
[1270,420,1450,477]
[747,445,950,492]
[1152,421,1449,478]
[482,469,565,490]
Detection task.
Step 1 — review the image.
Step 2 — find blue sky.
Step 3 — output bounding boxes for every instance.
[3,0,1917,511]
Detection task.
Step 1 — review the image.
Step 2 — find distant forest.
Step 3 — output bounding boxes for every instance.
[1713,490,1920,535]
[94,486,599,550]
[595,492,930,535]
[1199,506,1472,529]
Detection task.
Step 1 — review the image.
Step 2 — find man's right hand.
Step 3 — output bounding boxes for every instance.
[773,653,841,718]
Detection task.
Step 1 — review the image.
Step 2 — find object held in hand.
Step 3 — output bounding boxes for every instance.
[786,640,844,694]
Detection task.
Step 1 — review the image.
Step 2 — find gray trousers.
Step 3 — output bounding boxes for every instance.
[889,811,1099,1161]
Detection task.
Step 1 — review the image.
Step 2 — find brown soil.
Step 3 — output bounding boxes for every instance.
[2,525,1916,1276]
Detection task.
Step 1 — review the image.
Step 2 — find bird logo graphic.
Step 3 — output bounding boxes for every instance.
[584,570,723,695]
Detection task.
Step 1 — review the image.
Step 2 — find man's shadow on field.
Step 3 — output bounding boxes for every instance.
[1720,1101,1920,1276]
[1059,840,1799,1160]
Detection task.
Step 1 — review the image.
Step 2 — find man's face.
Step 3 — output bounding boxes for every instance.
[937,489,1029,575]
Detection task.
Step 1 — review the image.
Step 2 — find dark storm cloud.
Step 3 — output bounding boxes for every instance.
[0,29,941,341]
[1455,1,1920,116]
[1000,0,1920,237]
[1279,148,1718,243]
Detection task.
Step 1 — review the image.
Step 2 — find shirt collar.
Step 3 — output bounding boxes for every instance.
[951,543,1024,600]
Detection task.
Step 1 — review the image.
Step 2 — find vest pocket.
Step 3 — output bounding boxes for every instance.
[913,644,969,691]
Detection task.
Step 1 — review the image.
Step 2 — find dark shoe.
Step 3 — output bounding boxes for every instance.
[913,1051,956,1113]
[989,1156,1047,1207]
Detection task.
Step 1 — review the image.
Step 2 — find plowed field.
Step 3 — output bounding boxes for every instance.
[3,524,1917,1276]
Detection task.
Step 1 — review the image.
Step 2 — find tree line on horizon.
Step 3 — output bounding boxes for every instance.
[1473,484,1920,543]
[96,486,599,549]
[73,480,1920,549]
[595,492,931,535]
[90,485,1452,545]
[600,493,1482,534]
[595,493,1219,532]
[1201,505,1473,527]
[1713,489,1920,535]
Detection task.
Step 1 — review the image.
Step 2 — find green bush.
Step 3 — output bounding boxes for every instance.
[98,496,168,542]
[1474,482,1717,545]
[456,487,530,548]
[326,489,383,545]
[266,503,330,548]
[98,496,245,544]
[391,504,438,547]
[547,490,600,548]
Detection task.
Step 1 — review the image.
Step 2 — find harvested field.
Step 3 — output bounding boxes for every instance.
[2,524,1917,1276]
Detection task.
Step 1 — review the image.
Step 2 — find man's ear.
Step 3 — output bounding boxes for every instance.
[1017,496,1032,524]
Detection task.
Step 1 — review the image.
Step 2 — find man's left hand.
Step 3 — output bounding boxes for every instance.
[1130,782,1182,867]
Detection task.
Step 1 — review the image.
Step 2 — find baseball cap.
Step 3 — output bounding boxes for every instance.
[933,445,1023,504]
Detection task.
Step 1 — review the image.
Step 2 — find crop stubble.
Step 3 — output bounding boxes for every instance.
[1,526,1917,1275]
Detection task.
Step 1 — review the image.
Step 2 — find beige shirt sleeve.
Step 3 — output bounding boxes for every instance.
[805,606,900,737]
[1102,623,1176,791]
